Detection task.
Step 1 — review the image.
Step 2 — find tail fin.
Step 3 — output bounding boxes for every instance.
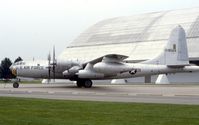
[143,25,189,66]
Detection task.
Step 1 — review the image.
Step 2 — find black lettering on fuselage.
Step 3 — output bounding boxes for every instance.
[22,65,45,70]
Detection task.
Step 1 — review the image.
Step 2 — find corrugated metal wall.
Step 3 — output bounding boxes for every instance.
[59,7,199,62]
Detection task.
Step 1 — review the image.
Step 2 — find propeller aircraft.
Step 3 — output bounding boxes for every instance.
[10,25,199,88]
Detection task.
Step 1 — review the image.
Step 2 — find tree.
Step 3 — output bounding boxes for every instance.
[1,58,15,79]
[0,66,2,79]
[14,56,23,63]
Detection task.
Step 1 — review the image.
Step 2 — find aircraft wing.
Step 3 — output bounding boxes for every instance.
[64,54,129,77]
[76,54,133,79]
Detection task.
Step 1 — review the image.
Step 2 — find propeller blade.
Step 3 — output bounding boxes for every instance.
[48,52,51,63]
[46,46,57,83]
[52,46,56,82]
[47,51,51,83]
[53,45,56,63]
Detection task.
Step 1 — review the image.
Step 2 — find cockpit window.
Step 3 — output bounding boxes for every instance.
[14,61,25,65]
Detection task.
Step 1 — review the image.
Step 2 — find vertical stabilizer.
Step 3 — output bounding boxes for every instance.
[143,25,189,66]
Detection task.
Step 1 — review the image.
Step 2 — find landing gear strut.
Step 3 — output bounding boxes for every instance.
[76,79,93,88]
[13,82,19,88]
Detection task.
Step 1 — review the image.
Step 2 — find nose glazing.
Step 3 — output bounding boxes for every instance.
[10,65,17,76]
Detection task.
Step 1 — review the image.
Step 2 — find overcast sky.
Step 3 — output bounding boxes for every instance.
[1,0,199,62]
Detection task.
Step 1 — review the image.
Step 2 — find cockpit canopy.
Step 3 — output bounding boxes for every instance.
[13,61,25,66]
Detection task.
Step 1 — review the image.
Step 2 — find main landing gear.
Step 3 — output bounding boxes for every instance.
[76,79,93,88]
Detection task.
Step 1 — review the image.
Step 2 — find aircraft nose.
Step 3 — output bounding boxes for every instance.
[9,64,13,70]
[10,64,17,76]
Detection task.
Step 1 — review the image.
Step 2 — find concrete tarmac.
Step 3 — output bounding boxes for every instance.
[1,83,199,105]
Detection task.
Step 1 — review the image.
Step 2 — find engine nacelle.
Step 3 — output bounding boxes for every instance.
[63,66,82,76]
[77,70,104,79]
[93,62,134,74]
[68,66,82,73]
[62,70,70,76]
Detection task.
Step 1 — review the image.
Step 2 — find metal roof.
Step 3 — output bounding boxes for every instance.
[60,8,199,61]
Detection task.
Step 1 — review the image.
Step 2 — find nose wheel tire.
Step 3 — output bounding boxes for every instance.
[13,82,19,88]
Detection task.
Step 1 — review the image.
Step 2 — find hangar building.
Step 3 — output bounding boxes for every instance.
[59,7,199,83]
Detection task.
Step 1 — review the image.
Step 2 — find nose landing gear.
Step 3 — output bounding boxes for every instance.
[13,82,19,88]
